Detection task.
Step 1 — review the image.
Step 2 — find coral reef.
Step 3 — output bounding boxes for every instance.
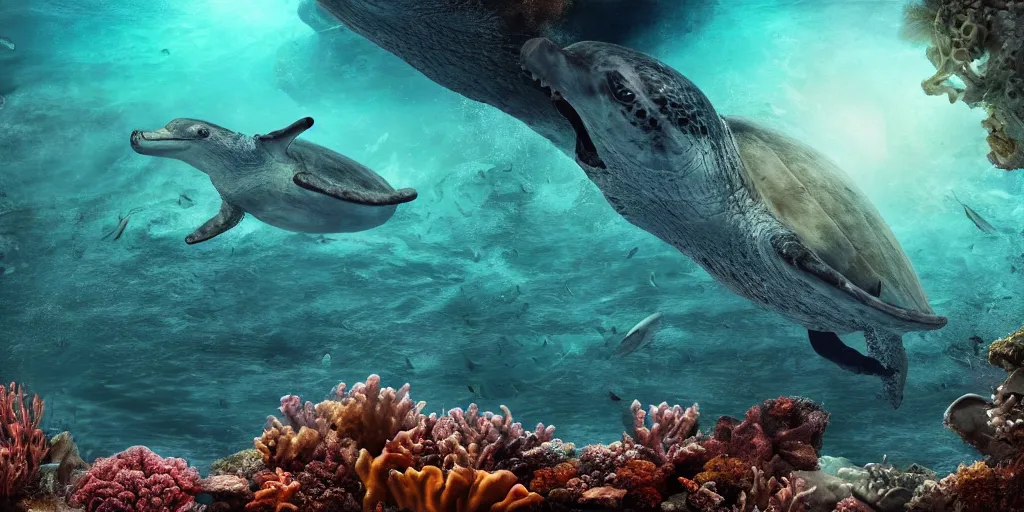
[2,366,1023,511]
[0,382,48,506]
[902,0,1024,169]
[69,446,201,512]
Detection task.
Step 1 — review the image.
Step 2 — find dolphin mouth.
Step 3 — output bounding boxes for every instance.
[520,40,606,169]
[130,129,194,155]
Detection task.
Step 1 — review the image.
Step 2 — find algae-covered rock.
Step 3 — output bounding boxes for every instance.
[210,448,265,479]
[989,327,1024,372]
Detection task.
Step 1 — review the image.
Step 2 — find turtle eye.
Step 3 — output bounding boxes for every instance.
[196,127,211,139]
[607,71,636,104]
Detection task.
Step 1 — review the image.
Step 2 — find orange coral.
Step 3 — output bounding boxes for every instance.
[529,461,577,495]
[254,420,320,471]
[355,431,418,512]
[247,468,300,512]
[385,464,542,512]
[694,456,751,493]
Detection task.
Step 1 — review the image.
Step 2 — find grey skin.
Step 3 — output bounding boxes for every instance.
[313,0,701,154]
[520,38,947,408]
[129,117,417,244]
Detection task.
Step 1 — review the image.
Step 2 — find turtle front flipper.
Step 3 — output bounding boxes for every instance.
[807,331,894,377]
[186,201,244,245]
[293,171,418,206]
[865,329,908,409]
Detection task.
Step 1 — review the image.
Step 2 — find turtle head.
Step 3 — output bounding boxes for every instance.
[520,38,728,181]
[130,118,255,173]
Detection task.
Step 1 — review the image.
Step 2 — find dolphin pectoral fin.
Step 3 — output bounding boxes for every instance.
[293,171,418,206]
[185,201,245,245]
[256,117,314,160]
[807,330,893,377]
[864,328,908,409]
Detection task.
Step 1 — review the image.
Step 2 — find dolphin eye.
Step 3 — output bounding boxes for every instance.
[606,71,636,104]
[196,127,211,139]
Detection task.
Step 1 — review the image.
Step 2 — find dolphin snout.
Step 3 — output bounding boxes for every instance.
[129,128,180,156]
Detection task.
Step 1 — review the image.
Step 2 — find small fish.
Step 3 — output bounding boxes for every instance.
[649,272,658,288]
[608,391,622,401]
[595,326,607,335]
[614,312,664,357]
[467,385,476,394]
[321,353,332,367]
[465,355,477,372]
[177,193,195,208]
[160,48,170,55]
[405,357,414,370]
[102,207,143,241]
[542,338,548,347]
[0,37,14,51]
[952,192,996,233]
[564,283,574,297]
[626,247,638,259]
[969,335,984,356]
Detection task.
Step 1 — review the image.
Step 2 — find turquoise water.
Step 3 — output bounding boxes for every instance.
[0,0,1015,477]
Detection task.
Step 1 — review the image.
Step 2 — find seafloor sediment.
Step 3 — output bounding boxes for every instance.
[2,329,1023,512]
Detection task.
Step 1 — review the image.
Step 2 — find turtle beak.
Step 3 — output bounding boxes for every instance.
[130,128,189,156]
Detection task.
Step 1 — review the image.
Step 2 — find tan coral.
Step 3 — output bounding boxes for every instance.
[254,420,320,470]
[318,374,426,457]
[385,464,542,512]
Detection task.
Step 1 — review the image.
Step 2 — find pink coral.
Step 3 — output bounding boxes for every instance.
[430,403,555,472]
[69,445,201,512]
[630,400,699,464]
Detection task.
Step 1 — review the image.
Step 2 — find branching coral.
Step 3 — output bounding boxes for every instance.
[0,382,48,504]
[247,468,300,512]
[630,400,699,464]
[430,403,555,475]
[903,0,1024,169]
[68,445,201,512]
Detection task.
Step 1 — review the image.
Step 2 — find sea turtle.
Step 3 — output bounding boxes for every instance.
[519,38,947,407]
[314,0,711,153]
[129,117,417,244]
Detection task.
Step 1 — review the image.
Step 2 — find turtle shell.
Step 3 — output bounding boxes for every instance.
[725,116,935,317]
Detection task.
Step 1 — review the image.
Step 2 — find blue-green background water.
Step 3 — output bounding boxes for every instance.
[0,0,1018,474]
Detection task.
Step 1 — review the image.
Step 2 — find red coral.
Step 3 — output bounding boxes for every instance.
[0,382,48,503]
[700,397,828,478]
[529,461,577,495]
[69,445,201,512]
[247,468,301,512]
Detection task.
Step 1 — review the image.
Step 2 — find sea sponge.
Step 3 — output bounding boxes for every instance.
[529,461,576,495]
